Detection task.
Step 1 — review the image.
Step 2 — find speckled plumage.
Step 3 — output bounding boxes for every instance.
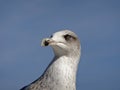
[20,30,81,90]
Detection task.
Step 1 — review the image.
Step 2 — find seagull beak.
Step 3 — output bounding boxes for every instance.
[41,38,55,46]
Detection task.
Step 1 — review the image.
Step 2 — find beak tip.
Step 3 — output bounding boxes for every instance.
[41,38,49,47]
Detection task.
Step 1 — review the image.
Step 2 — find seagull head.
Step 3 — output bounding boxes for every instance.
[41,30,80,57]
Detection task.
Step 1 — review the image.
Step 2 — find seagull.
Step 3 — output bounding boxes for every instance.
[20,30,81,90]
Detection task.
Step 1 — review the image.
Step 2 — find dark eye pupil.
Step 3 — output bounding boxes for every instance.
[64,34,72,40]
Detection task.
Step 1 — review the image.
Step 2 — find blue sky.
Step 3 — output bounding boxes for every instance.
[0,0,120,90]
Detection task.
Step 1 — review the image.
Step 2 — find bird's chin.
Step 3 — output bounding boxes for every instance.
[51,43,69,56]
[52,42,67,48]
[51,43,69,52]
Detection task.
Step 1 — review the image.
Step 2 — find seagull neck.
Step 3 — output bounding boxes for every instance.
[43,55,80,90]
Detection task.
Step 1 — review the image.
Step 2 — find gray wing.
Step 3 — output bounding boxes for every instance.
[20,74,48,90]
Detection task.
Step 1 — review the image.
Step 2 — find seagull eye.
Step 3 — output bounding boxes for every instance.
[64,34,73,41]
